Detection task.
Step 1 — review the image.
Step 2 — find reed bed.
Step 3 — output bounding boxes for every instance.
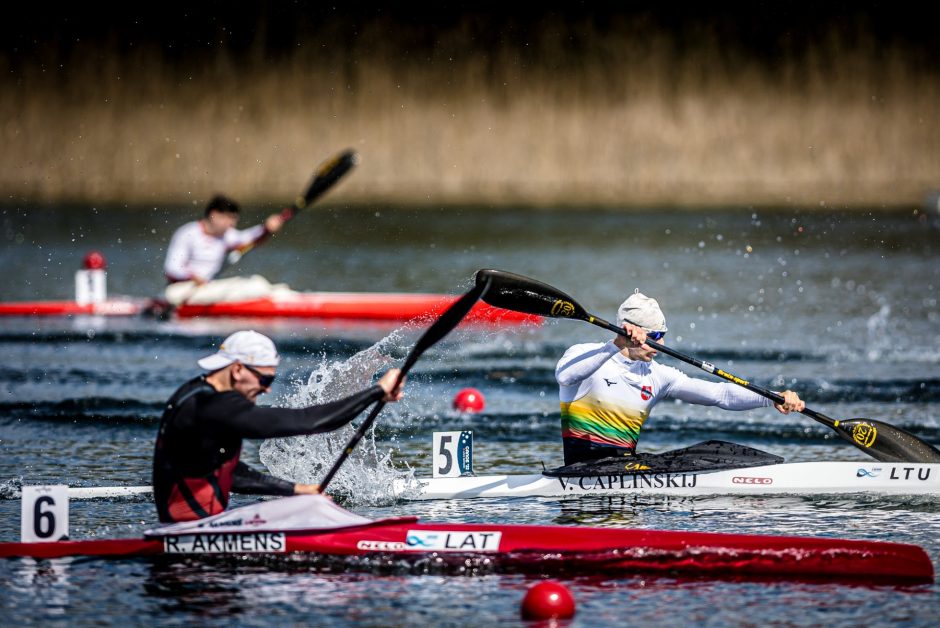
[2,18,937,208]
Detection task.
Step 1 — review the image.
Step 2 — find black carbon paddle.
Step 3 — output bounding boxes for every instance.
[475,268,940,464]
[226,148,359,265]
[318,277,491,493]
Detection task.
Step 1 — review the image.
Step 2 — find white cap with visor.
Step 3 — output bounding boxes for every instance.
[197,330,281,371]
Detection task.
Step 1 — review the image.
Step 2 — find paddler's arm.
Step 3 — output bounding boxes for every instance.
[200,370,404,439]
[203,383,401,441]
[223,223,267,249]
[230,461,295,496]
[223,212,285,251]
[664,368,804,413]
[555,342,621,386]
[231,462,322,496]
[263,212,285,234]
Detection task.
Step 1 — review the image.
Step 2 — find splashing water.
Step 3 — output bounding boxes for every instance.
[865,301,891,362]
[259,327,423,506]
[0,477,22,500]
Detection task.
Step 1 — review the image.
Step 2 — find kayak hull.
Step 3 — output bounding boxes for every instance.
[0,293,539,324]
[0,520,931,583]
[399,461,940,500]
[173,293,538,323]
[51,461,940,501]
[0,300,144,317]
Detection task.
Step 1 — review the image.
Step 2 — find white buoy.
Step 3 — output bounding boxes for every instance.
[75,251,108,305]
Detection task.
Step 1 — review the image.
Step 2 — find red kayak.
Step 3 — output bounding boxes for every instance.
[0,293,540,324]
[0,495,931,583]
[0,299,145,317]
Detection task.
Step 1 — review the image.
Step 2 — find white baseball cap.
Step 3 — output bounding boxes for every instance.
[197,330,281,371]
[617,290,668,332]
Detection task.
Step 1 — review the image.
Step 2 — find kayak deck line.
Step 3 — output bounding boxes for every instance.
[0,494,932,583]
[0,293,541,324]
[8,464,939,502]
[5,443,937,503]
[402,461,940,500]
[68,486,153,500]
[402,440,940,499]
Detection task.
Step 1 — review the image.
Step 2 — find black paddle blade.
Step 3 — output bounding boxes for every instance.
[475,269,591,322]
[835,418,940,463]
[298,149,359,209]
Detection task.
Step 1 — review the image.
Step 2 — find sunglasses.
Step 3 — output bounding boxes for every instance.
[243,364,276,388]
[645,330,666,341]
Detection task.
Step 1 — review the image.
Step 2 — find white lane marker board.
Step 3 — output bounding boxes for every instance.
[21,485,69,542]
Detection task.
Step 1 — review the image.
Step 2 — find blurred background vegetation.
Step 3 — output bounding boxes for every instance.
[2,2,938,208]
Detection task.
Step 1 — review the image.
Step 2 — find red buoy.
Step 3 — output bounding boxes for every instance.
[452,387,485,413]
[82,251,107,270]
[520,581,576,620]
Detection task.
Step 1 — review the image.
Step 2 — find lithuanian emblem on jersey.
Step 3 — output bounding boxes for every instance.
[852,423,877,448]
[640,385,653,401]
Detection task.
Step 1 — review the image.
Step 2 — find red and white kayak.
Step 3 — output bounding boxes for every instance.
[0,293,540,324]
[0,299,145,317]
[0,495,931,583]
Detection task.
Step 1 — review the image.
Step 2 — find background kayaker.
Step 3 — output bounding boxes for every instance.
[555,291,805,465]
[162,195,286,305]
[153,330,405,523]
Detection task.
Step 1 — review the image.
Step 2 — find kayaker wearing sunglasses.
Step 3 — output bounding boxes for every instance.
[153,330,404,523]
[555,291,804,465]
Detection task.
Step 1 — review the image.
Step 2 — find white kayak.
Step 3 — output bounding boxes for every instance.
[398,460,940,500]
[19,440,940,502]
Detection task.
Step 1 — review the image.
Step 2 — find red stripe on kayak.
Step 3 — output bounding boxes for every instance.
[0,295,540,323]
[0,300,142,316]
[0,522,932,583]
[174,294,540,323]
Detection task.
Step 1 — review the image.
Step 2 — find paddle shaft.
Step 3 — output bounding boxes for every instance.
[317,391,392,493]
[318,280,490,493]
[587,314,845,427]
[227,149,358,265]
[591,314,940,460]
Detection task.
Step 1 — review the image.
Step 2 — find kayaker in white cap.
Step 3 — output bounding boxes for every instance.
[555,290,804,465]
[153,330,404,523]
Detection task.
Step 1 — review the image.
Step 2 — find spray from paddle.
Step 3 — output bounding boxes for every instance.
[262,278,505,503]
[259,328,423,505]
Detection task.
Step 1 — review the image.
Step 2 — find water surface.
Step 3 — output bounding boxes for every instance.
[1,205,939,625]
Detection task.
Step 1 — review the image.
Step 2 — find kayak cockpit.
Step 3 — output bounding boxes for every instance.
[543,440,784,477]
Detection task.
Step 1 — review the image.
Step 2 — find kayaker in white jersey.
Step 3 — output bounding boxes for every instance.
[555,291,805,465]
[163,195,287,305]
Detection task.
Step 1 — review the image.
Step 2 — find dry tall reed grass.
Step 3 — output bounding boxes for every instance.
[2,21,937,208]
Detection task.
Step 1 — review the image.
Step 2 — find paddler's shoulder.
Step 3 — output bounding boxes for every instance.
[559,340,618,357]
[646,359,687,380]
[165,376,217,410]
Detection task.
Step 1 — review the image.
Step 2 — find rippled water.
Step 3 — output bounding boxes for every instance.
[1,205,939,625]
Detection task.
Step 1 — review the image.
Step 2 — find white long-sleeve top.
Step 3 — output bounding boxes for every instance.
[555,341,772,450]
[163,221,266,282]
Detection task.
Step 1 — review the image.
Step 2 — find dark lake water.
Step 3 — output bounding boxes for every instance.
[1,204,939,625]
